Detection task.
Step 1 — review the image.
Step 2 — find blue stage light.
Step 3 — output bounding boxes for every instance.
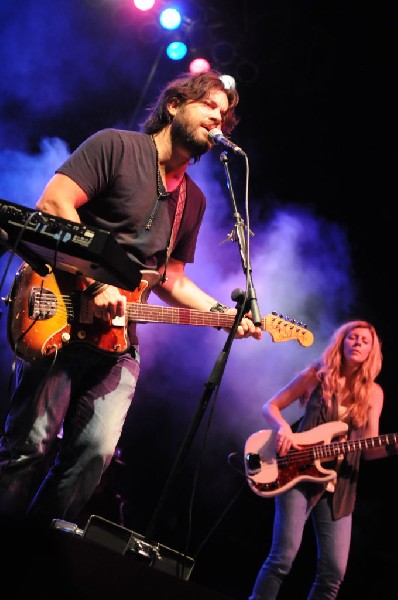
[159,8,182,30]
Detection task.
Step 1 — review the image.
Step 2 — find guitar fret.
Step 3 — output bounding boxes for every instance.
[127,305,232,326]
[312,433,397,462]
[325,434,397,456]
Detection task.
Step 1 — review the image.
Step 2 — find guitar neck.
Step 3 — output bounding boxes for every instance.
[126,303,237,327]
[125,303,314,347]
[316,433,398,459]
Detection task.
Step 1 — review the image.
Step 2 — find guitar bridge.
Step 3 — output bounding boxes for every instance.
[29,287,58,320]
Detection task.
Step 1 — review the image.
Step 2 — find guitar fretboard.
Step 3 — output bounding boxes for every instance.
[125,303,314,347]
[313,433,398,459]
[126,304,235,327]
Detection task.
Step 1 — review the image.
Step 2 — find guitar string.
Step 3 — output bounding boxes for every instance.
[248,434,398,492]
[33,293,310,338]
[252,433,398,470]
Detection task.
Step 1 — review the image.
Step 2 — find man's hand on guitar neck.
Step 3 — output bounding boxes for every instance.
[223,308,262,340]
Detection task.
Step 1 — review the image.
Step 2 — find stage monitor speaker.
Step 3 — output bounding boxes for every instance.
[52,514,195,582]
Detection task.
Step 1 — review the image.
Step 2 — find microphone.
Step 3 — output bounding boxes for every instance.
[208,129,246,157]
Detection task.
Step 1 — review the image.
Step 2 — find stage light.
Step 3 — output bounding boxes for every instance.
[166,41,187,60]
[159,7,182,30]
[219,74,236,90]
[133,0,156,11]
[189,57,211,75]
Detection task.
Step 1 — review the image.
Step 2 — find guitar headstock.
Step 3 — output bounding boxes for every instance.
[264,312,314,347]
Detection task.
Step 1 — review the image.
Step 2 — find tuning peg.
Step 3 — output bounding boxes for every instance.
[281,314,295,325]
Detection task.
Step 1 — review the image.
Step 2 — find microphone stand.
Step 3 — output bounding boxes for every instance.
[219,151,261,325]
[144,299,243,546]
[144,149,259,550]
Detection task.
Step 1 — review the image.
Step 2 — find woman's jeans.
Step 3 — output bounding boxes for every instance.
[248,485,352,600]
[0,345,140,526]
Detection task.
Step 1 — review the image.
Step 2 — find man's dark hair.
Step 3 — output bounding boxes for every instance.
[141,70,239,135]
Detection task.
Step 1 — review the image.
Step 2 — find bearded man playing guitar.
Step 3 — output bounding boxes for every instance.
[247,319,398,600]
[0,70,263,526]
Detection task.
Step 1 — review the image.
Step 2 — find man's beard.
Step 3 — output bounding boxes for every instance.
[171,117,209,159]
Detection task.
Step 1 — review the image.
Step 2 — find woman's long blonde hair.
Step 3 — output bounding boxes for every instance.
[316,320,383,427]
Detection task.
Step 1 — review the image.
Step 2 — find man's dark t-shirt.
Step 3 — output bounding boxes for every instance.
[56,128,207,345]
[57,128,206,270]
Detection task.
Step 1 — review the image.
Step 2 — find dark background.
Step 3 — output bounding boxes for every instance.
[0,1,397,598]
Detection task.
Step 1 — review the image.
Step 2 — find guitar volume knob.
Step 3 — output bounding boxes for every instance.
[61,332,71,343]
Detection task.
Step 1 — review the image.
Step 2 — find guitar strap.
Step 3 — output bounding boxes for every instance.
[160,175,186,283]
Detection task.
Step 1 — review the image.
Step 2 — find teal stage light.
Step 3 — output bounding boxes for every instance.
[166,41,187,60]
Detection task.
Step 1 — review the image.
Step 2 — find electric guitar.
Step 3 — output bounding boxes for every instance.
[5,262,314,363]
[244,421,398,498]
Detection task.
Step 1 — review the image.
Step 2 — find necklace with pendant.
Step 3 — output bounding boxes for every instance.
[151,135,165,197]
[146,135,165,230]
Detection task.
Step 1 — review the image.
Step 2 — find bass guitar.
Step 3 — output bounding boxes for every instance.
[244,421,398,497]
[5,262,314,363]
